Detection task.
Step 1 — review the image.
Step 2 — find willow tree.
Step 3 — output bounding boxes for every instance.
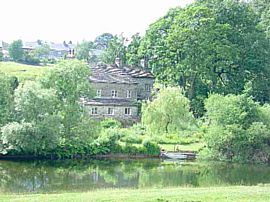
[142,87,196,136]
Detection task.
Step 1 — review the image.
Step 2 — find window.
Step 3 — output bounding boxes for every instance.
[145,84,151,92]
[126,90,131,98]
[96,90,101,97]
[124,108,131,115]
[111,90,118,98]
[91,107,98,115]
[108,108,114,115]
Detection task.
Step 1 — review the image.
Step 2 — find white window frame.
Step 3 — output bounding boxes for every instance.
[108,108,114,115]
[126,90,132,98]
[124,107,131,115]
[111,90,118,98]
[91,107,98,115]
[96,89,102,97]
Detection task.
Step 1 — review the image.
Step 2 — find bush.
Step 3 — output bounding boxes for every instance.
[203,93,270,163]
[100,118,122,129]
[142,139,160,156]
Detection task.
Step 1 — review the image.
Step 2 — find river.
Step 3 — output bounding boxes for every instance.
[0,159,270,193]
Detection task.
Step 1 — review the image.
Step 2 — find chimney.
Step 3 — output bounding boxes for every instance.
[140,58,147,69]
[115,57,121,68]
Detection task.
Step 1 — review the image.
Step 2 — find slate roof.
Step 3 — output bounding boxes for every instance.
[89,64,154,84]
[81,98,138,106]
[49,42,70,51]
[22,41,39,50]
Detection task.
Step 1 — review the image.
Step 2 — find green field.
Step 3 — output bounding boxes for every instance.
[1,186,270,202]
[0,62,50,81]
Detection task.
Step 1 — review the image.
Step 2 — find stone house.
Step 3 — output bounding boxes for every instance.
[22,40,75,60]
[81,59,154,123]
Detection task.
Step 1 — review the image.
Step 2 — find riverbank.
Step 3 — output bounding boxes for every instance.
[1,186,270,202]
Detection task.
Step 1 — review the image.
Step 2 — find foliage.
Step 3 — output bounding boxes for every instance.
[126,33,142,66]
[0,120,61,155]
[100,35,127,64]
[34,44,50,60]
[0,52,3,61]
[8,40,24,62]
[203,93,270,163]
[138,0,270,115]
[23,52,40,65]
[142,139,160,155]
[0,74,16,127]
[94,33,114,50]
[75,40,94,61]
[100,118,122,129]
[142,87,196,135]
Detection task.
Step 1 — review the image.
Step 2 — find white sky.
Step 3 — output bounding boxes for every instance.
[0,0,193,43]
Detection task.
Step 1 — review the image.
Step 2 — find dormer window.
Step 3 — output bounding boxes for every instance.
[126,90,131,98]
[96,90,101,97]
[111,90,118,98]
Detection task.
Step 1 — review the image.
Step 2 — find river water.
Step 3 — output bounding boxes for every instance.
[0,159,270,193]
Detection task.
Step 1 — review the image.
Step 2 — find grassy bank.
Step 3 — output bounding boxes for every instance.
[1,186,270,202]
[0,62,49,81]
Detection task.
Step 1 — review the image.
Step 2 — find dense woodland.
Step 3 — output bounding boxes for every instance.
[1,0,270,163]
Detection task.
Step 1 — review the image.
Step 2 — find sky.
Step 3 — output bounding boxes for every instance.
[0,0,193,43]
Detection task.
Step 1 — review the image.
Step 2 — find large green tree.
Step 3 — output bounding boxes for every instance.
[139,0,270,116]
[8,40,24,62]
[40,60,94,139]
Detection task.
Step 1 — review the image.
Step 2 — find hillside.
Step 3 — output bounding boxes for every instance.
[0,62,50,81]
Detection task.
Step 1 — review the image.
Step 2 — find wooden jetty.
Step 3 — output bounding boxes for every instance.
[160,151,197,160]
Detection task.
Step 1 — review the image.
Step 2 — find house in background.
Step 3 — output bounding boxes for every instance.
[48,41,75,60]
[21,40,75,60]
[0,41,10,60]
[81,58,154,124]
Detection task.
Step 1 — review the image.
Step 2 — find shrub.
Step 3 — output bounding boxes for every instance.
[203,93,270,163]
[100,118,122,129]
[142,139,160,156]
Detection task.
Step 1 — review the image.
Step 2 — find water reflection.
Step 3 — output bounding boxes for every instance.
[0,159,269,193]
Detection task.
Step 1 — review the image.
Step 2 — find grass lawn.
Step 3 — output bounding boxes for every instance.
[0,62,50,81]
[1,186,270,202]
[159,142,205,152]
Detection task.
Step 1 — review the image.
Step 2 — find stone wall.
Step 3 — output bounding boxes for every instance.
[85,105,138,123]
[134,78,154,100]
[92,82,138,101]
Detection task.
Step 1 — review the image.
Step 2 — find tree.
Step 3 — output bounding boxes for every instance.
[0,81,62,155]
[126,33,142,66]
[34,44,50,59]
[139,0,270,116]
[8,40,24,62]
[0,74,16,127]
[0,52,3,61]
[94,33,114,50]
[75,40,94,61]
[100,35,127,64]
[142,87,196,135]
[204,93,270,163]
[40,60,93,138]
